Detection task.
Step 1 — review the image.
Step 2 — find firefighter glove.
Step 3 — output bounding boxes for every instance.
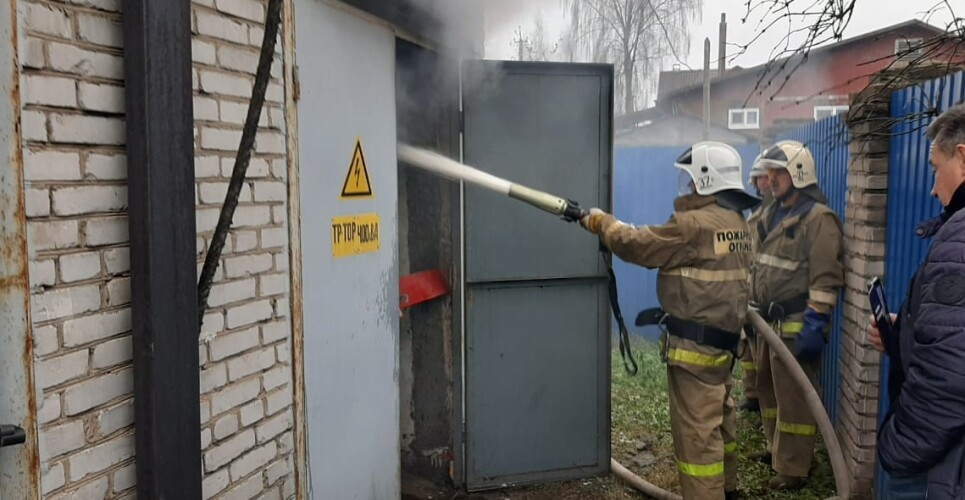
[795,308,829,361]
[580,208,607,234]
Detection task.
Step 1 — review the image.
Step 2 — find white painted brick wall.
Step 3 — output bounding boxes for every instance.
[26,187,51,217]
[42,420,86,458]
[42,462,66,494]
[59,251,102,282]
[78,82,124,113]
[51,184,126,215]
[48,476,109,500]
[48,42,123,79]
[49,114,125,145]
[23,0,295,497]
[76,13,123,48]
[204,429,255,472]
[23,111,49,144]
[63,309,130,347]
[63,368,133,416]
[92,336,132,369]
[94,400,133,437]
[210,378,260,417]
[40,349,89,388]
[84,216,128,246]
[68,433,134,482]
[29,259,56,290]
[86,153,127,180]
[34,325,59,356]
[26,150,82,181]
[23,75,76,107]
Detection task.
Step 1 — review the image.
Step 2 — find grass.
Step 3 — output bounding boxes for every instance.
[611,338,837,499]
[460,338,837,499]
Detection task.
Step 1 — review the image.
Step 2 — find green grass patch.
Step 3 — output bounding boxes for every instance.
[497,338,838,499]
[612,338,837,499]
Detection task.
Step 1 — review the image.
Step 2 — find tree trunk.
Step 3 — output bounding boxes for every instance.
[624,57,634,113]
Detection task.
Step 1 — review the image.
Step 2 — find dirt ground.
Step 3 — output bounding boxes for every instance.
[403,341,835,500]
[402,472,641,500]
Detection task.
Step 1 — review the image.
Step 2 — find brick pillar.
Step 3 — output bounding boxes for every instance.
[838,64,959,498]
[839,78,893,498]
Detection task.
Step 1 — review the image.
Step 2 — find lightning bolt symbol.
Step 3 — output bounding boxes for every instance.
[354,157,362,187]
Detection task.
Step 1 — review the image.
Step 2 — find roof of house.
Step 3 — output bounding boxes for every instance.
[615,108,756,147]
[657,19,947,102]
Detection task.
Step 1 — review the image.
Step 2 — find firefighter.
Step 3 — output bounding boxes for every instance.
[738,157,773,412]
[748,140,844,490]
[581,141,759,500]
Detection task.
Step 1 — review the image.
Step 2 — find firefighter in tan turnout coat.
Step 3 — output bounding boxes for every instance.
[581,141,760,500]
[748,140,844,491]
[737,156,775,412]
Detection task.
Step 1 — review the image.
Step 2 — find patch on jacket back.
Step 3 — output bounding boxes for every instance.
[714,229,753,255]
[934,274,965,306]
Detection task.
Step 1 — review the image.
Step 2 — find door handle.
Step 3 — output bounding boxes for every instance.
[0,425,25,447]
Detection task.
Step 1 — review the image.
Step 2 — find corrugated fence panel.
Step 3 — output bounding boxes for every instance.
[877,71,965,497]
[612,144,761,341]
[779,114,850,424]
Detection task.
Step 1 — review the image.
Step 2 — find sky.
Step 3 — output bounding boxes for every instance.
[482,0,956,71]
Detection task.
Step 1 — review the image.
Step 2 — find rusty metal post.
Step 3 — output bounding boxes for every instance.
[0,0,41,497]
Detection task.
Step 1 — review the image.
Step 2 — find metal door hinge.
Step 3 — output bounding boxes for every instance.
[0,425,25,447]
[293,65,301,102]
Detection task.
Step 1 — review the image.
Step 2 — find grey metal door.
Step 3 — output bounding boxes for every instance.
[461,61,613,490]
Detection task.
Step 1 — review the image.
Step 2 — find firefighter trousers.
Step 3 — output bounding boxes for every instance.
[755,333,822,477]
[666,337,737,499]
[739,332,758,400]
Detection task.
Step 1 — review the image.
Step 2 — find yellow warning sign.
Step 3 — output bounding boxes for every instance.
[332,213,380,258]
[341,139,373,198]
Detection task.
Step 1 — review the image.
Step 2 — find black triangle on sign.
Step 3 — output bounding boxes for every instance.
[341,139,373,198]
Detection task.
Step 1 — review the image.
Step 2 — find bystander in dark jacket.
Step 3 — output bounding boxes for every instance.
[874,103,965,500]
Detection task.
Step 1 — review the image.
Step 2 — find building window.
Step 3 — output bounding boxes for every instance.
[728,108,760,130]
[814,105,849,121]
[895,38,924,59]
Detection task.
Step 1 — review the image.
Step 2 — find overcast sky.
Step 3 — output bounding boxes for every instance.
[483,0,955,70]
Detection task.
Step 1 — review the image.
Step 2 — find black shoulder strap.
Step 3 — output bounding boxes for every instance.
[603,248,638,376]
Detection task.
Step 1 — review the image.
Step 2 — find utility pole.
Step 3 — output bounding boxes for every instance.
[513,27,526,61]
[703,37,711,140]
[718,13,727,77]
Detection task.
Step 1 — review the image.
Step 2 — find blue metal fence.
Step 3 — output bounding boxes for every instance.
[778,114,851,424]
[612,144,761,341]
[876,71,965,497]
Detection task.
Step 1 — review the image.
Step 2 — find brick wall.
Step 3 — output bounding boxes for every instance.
[23,0,295,498]
[837,66,956,497]
[838,79,892,498]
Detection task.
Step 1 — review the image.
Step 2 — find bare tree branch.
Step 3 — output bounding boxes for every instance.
[560,0,702,113]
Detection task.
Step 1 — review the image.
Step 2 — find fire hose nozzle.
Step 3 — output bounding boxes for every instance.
[562,199,587,223]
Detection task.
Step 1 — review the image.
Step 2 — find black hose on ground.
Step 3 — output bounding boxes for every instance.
[197,0,284,334]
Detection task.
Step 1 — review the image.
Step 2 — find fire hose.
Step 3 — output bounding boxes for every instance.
[185,3,836,494]
[398,145,638,375]
[746,309,849,500]
[400,146,850,498]
[609,311,849,499]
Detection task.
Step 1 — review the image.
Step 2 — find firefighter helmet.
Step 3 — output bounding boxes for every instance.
[674,141,746,196]
[759,140,818,188]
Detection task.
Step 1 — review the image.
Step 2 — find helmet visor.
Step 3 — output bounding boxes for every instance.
[678,170,695,196]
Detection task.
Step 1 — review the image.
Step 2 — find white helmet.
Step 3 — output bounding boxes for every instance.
[674,141,745,196]
[749,154,767,178]
[759,140,818,188]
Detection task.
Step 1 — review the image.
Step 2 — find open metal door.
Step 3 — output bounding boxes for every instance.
[460,61,613,490]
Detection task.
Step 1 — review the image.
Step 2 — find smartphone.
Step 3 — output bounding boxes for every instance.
[868,277,893,348]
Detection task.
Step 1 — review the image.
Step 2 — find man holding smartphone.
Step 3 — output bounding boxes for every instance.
[870,103,965,500]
